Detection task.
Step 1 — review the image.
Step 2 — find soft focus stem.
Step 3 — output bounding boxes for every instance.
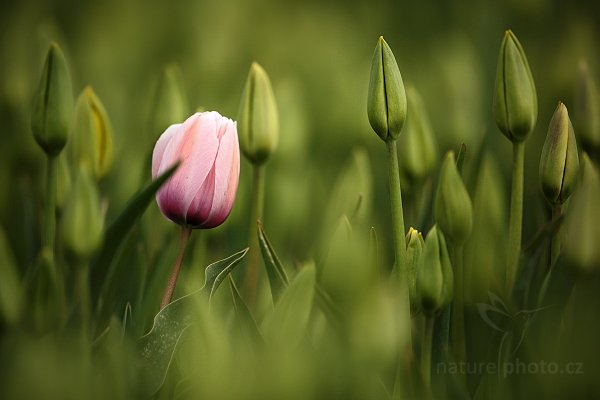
[386,139,411,349]
[506,141,525,296]
[537,204,562,306]
[450,243,465,363]
[421,316,434,389]
[160,227,192,309]
[76,262,91,341]
[243,163,265,305]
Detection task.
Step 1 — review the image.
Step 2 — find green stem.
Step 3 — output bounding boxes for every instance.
[537,204,562,306]
[450,243,466,363]
[386,139,411,345]
[506,141,525,296]
[77,262,91,340]
[160,227,192,309]
[243,163,265,305]
[421,316,434,389]
[43,155,58,258]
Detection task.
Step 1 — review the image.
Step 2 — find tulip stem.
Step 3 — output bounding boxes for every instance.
[386,139,411,345]
[422,316,434,389]
[76,262,91,342]
[161,227,192,309]
[450,243,466,363]
[243,164,265,305]
[506,141,525,296]
[537,204,562,306]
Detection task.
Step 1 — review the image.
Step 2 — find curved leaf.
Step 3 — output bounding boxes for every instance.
[257,220,289,301]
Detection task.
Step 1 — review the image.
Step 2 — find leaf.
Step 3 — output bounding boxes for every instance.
[91,163,179,308]
[262,262,316,347]
[138,247,248,396]
[257,220,289,301]
[228,276,262,343]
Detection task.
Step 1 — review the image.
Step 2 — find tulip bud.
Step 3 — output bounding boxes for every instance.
[149,65,188,139]
[31,42,73,156]
[399,86,438,185]
[564,153,600,273]
[61,169,104,260]
[492,30,537,143]
[367,36,407,142]
[152,111,240,228]
[575,62,600,155]
[406,227,424,312]
[434,151,473,244]
[69,87,114,180]
[539,102,579,205]
[418,225,452,315]
[237,62,278,165]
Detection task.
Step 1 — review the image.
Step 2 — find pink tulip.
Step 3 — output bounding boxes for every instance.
[152,111,240,228]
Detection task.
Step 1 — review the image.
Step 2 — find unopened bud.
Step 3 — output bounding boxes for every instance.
[493,30,537,143]
[31,42,73,156]
[406,227,424,312]
[575,62,600,155]
[237,62,279,165]
[367,36,407,142]
[539,102,579,205]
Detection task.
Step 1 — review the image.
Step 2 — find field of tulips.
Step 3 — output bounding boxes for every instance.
[1,0,600,399]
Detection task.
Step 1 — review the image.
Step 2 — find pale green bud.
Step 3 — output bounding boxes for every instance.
[31,42,73,156]
[564,154,600,273]
[149,65,188,139]
[434,151,473,243]
[61,169,104,260]
[399,86,438,184]
[406,227,424,312]
[575,62,600,155]
[237,62,279,165]
[418,225,448,315]
[70,86,114,179]
[493,30,537,143]
[539,102,579,205]
[367,36,407,142]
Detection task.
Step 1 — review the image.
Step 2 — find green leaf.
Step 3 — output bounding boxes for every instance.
[257,220,289,301]
[138,247,248,396]
[456,143,467,175]
[228,276,262,343]
[91,163,178,313]
[262,262,316,347]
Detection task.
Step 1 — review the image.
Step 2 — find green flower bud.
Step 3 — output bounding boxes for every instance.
[539,102,579,205]
[69,86,114,179]
[434,151,473,243]
[149,64,188,139]
[31,42,73,156]
[406,227,424,312]
[61,169,104,260]
[399,86,438,184]
[493,30,537,142]
[367,36,407,142]
[564,154,600,273]
[575,62,600,155]
[418,225,451,315]
[237,62,279,165]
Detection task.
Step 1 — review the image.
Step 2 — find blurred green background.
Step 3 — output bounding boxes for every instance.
[2,0,599,266]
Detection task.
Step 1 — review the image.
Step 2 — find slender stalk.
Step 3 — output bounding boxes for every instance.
[76,262,91,340]
[421,316,434,389]
[537,204,562,306]
[160,227,192,309]
[450,243,465,363]
[549,204,562,268]
[386,139,411,345]
[243,164,265,305]
[43,155,58,259]
[506,141,525,295]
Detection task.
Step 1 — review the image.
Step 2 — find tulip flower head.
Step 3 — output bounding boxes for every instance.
[152,111,240,229]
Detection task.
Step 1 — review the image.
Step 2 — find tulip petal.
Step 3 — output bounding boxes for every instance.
[201,119,239,227]
[152,123,181,178]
